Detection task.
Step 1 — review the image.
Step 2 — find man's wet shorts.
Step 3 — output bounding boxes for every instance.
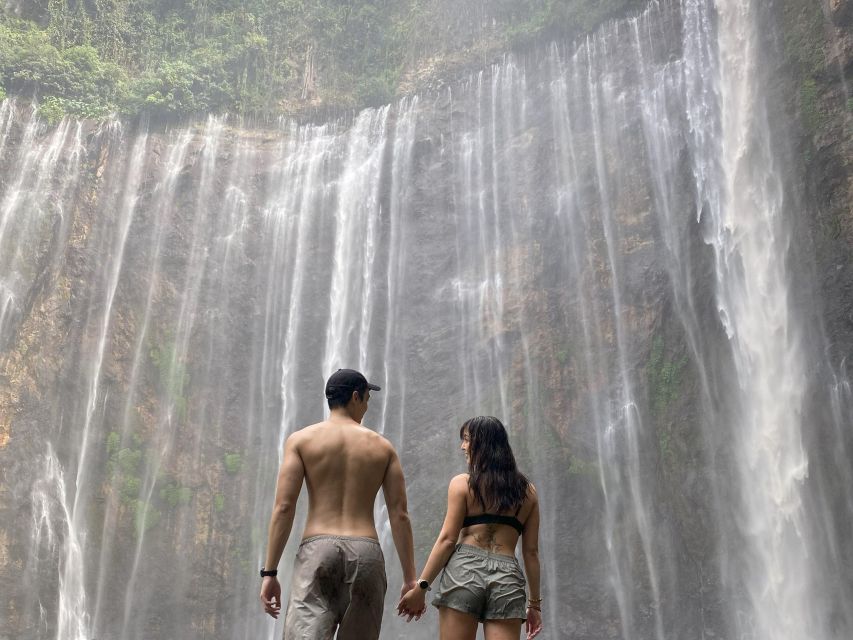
[284,535,387,640]
[431,544,527,621]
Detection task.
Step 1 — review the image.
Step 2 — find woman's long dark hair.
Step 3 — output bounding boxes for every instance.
[461,416,530,513]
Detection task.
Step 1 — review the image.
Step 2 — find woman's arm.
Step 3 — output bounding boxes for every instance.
[521,489,541,599]
[419,474,468,583]
[397,473,468,619]
[522,486,543,638]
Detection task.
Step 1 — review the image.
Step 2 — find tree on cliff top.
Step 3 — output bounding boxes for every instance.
[0,0,647,121]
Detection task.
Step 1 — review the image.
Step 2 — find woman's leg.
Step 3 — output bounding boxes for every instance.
[438,606,480,640]
[483,618,523,640]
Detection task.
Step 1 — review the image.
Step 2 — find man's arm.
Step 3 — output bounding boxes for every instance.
[381,447,417,589]
[260,433,305,618]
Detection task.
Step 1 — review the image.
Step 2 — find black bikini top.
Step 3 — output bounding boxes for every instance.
[462,513,524,534]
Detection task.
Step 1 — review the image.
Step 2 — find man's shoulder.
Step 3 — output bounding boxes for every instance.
[290,421,392,448]
[289,423,318,437]
[359,426,393,450]
[286,422,326,444]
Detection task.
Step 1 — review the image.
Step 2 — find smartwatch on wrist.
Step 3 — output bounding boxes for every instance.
[260,568,278,578]
[417,579,431,591]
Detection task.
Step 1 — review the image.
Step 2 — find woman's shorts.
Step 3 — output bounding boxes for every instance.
[431,544,527,621]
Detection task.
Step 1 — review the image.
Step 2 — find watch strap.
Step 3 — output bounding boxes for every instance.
[260,568,278,578]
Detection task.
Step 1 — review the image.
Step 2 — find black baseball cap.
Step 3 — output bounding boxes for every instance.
[324,369,381,399]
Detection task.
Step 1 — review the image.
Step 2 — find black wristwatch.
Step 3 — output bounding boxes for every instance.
[260,568,278,578]
[417,579,430,591]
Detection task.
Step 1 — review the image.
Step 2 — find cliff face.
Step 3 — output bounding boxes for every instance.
[0,1,852,639]
[789,0,853,360]
[779,3,853,631]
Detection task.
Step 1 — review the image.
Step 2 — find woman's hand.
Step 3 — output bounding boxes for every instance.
[525,607,543,639]
[396,587,427,622]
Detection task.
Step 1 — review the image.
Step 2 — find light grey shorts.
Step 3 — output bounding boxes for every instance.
[431,544,527,621]
[283,535,387,640]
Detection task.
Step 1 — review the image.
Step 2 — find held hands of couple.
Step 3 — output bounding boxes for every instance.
[396,581,427,622]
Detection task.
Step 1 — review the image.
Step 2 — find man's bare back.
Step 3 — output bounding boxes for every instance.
[295,417,397,539]
[259,369,415,640]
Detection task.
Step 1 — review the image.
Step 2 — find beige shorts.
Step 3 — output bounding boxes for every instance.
[283,535,387,640]
[431,544,527,621]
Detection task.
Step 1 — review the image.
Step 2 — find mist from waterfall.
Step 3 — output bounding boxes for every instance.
[0,1,851,639]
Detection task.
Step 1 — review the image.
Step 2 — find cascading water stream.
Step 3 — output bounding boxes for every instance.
[90,126,193,634]
[322,107,390,378]
[69,120,148,640]
[686,0,821,636]
[30,446,87,640]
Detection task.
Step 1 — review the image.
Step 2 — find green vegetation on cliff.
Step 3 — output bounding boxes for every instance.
[149,340,190,421]
[780,0,829,135]
[160,481,193,508]
[648,334,688,417]
[1,0,646,121]
[223,452,243,475]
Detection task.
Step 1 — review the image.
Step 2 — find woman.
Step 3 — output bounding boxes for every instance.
[399,416,543,640]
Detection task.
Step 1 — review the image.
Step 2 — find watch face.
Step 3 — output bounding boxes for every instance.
[418,579,429,589]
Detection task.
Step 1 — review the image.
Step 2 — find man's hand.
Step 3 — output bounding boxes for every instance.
[397,586,427,622]
[260,576,282,618]
[525,607,543,639]
[399,580,417,601]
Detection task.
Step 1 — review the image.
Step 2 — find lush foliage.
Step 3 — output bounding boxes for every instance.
[0,17,125,120]
[1,0,647,121]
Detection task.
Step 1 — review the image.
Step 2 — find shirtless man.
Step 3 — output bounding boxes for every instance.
[259,368,417,640]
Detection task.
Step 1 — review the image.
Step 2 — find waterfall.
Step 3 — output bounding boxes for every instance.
[703,1,813,636]
[0,1,851,639]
